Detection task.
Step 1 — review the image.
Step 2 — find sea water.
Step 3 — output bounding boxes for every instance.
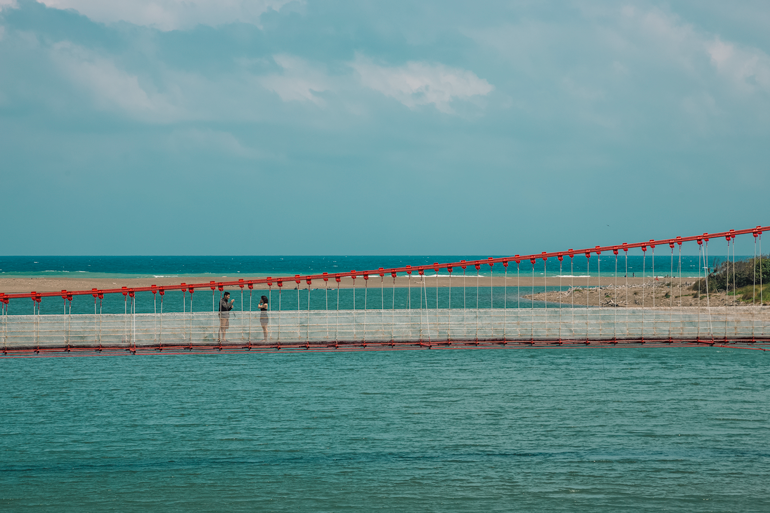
[1,347,768,511]
[0,255,717,279]
[1,255,718,316]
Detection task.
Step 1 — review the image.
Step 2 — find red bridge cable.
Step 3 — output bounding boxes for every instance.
[1,225,767,301]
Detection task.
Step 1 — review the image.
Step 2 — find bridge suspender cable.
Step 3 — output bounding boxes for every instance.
[3,226,767,303]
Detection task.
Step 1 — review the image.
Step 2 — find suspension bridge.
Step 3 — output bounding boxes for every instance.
[1,226,768,357]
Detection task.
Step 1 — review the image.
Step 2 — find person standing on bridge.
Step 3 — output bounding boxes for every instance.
[219,291,235,343]
[258,295,269,341]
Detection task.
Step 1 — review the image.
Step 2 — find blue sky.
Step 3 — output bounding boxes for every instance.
[1,0,768,256]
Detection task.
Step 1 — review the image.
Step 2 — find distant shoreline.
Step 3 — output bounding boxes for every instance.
[2,275,695,294]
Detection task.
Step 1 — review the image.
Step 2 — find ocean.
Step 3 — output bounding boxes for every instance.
[0,255,720,279]
[1,348,768,511]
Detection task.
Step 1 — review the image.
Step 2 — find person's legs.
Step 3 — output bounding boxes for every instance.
[219,317,229,342]
[260,314,268,341]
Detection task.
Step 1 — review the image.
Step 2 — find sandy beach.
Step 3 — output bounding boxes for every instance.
[1,275,689,294]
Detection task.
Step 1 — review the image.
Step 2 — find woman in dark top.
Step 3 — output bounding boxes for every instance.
[258,295,269,341]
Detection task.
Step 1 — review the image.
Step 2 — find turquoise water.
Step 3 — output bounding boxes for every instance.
[1,254,723,316]
[2,348,769,511]
[0,255,715,279]
[5,285,566,315]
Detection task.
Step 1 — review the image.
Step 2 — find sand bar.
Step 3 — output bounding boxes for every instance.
[1,275,692,294]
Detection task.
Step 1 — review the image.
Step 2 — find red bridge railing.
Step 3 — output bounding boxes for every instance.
[1,226,766,303]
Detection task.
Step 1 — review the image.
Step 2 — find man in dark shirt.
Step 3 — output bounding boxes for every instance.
[219,291,234,343]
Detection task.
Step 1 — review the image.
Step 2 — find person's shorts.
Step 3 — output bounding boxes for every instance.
[260,314,269,326]
[220,317,230,329]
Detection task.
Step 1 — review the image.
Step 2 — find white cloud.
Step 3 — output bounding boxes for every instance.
[706,37,770,93]
[36,0,293,31]
[260,54,330,105]
[47,42,332,123]
[621,7,770,94]
[350,56,493,113]
[468,4,770,131]
[51,41,182,122]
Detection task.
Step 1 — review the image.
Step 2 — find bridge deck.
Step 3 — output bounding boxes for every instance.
[3,307,769,355]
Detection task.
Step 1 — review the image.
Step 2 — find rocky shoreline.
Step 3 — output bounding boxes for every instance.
[524,279,755,308]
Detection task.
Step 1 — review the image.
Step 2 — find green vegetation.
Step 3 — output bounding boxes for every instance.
[692,255,770,300]
[732,283,770,304]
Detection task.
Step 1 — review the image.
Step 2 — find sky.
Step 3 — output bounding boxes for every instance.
[0,0,768,256]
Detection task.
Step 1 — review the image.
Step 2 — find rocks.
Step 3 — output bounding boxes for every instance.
[524,279,749,308]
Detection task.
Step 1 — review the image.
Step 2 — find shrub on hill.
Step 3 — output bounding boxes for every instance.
[691,255,770,294]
